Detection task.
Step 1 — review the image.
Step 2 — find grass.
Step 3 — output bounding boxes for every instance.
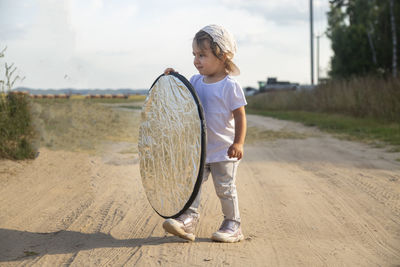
[117,105,142,110]
[68,94,146,102]
[246,76,400,159]
[1,48,38,160]
[248,109,400,150]
[31,98,142,153]
[248,76,400,122]
[246,126,313,144]
[0,87,145,159]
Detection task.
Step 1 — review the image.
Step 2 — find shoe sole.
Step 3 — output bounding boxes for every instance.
[163,220,195,241]
[211,233,244,243]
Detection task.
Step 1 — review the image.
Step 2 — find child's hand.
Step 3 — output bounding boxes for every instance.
[227,143,244,160]
[164,68,178,75]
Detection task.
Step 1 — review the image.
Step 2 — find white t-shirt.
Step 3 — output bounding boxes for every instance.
[190,74,247,163]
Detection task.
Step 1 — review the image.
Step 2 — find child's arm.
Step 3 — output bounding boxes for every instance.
[228,106,247,160]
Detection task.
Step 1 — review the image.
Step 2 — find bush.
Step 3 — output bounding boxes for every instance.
[0,48,37,159]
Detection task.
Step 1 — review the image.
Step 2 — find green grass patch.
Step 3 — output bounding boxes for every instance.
[246,126,312,144]
[248,109,400,148]
[117,105,142,110]
[23,251,39,257]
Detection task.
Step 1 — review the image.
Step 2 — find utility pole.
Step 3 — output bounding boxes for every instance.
[310,0,314,85]
[316,34,320,84]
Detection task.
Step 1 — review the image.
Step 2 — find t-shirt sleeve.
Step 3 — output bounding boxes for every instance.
[189,74,200,86]
[228,80,247,111]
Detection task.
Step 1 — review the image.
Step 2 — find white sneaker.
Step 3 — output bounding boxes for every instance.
[163,212,199,241]
[211,219,244,243]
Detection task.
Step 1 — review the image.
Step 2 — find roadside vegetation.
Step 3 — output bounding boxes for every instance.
[247,76,400,152]
[247,1,400,156]
[248,76,400,122]
[0,45,144,160]
[0,48,37,160]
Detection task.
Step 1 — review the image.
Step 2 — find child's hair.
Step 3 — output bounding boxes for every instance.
[194,30,236,75]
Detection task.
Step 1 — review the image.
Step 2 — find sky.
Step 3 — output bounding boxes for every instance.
[0,0,332,89]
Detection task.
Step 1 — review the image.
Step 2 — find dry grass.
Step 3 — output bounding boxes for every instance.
[69,94,85,100]
[68,94,146,101]
[247,76,400,155]
[248,76,400,122]
[128,95,146,101]
[31,99,141,154]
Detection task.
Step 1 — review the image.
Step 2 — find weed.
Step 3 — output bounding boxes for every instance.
[0,48,37,159]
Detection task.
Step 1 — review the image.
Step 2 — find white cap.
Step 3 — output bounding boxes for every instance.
[201,24,240,76]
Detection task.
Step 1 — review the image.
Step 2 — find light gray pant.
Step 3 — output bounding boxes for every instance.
[189,161,241,222]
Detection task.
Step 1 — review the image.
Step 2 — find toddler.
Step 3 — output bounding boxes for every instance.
[163,24,247,243]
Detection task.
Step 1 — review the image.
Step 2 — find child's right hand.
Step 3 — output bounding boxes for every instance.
[164,68,177,75]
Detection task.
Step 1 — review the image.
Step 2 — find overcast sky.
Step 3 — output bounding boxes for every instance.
[0,0,331,89]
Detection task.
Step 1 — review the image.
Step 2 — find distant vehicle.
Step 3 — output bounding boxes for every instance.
[258,77,299,93]
[243,86,258,96]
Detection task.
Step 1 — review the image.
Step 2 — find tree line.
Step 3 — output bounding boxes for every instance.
[327,0,399,79]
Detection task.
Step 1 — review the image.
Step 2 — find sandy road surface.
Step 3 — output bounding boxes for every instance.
[1,114,400,266]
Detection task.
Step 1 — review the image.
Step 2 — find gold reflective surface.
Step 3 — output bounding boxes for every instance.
[138,75,202,217]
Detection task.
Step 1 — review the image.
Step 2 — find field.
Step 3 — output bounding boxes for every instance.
[0,98,400,266]
[29,98,144,153]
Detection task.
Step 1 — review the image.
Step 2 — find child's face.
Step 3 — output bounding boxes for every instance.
[192,40,226,78]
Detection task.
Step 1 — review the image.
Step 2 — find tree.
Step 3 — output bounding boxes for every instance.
[327,0,400,78]
[389,0,397,77]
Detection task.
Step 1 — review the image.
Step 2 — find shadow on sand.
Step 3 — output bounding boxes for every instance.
[0,228,210,262]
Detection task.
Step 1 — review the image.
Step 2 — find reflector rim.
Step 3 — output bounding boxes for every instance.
[144,72,207,219]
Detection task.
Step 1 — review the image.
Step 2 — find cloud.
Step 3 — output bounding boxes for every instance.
[0,0,332,88]
[219,0,329,25]
[0,0,37,40]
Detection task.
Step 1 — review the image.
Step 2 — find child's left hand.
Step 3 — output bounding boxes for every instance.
[228,143,244,160]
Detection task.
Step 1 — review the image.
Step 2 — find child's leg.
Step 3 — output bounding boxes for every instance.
[162,164,211,241]
[188,163,211,215]
[210,161,240,222]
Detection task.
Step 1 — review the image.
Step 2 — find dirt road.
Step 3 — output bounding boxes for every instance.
[1,114,400,266]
